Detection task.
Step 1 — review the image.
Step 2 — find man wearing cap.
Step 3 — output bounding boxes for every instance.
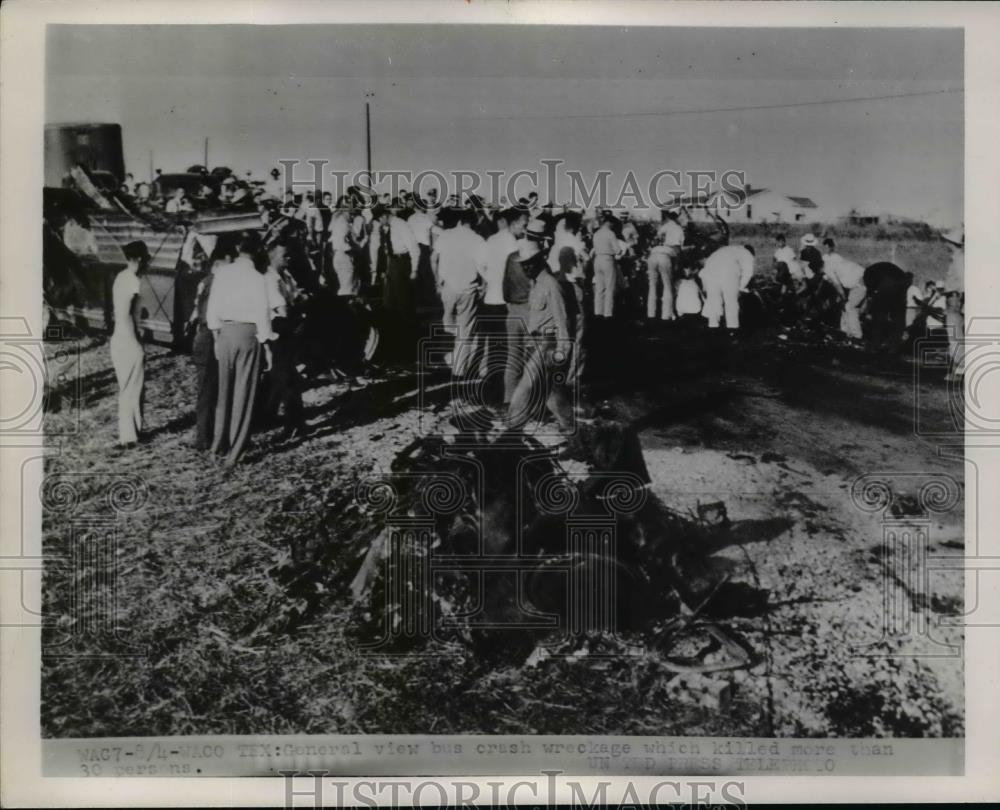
[110,240,149,447]
[699,243,755,329]
[502,218,548,410]
[941,226,964,380]
[647,209,685,320]
[591,212,621,319]
[822,238,866,339]
[800,232,820,252]
[434,208,488,380]
[507,233,573,434]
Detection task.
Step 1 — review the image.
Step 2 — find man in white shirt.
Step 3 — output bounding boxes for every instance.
[923,281,946,330]
[205,232,274,466]
[165,187,193,214]
[406,207,435,250]
[773,234,795,276]
[328,207,359,297]
[905,273,923,330]
[485,209,526,309]
[822,238,866,339]
[591,213,622,318]
[266,168,286,202]
[548,211,587,274]
[434,208,488,377]
[369,201,420,318]
[647,210,685,320]
[699,244,755,329]
[295,193,323,244]
[477,208,526,401]
[775,234,807,292]
[261,243,305,439]
[405,205,436,308]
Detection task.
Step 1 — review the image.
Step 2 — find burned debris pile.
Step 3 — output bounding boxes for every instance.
[278,417,766,672]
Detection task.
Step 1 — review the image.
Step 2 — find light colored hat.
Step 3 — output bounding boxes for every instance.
[525,218,548,240]
[800,233,819,247]
[519,238,542,261]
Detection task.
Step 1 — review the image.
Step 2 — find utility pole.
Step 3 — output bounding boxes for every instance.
[365,91,374,180]
[204,137,209,170]
[148,149,154,183]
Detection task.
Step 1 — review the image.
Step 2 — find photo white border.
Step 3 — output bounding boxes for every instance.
[2,0,998,805]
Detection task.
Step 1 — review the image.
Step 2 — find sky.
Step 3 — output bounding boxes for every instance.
[45,25,963,221]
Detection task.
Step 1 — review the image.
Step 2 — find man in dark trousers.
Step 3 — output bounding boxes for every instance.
[189,237,227,450]
[262,242,306,439]
[557,244,587,398]
[502,218,547,414]
[369,201,419,356]
[507,223,573,436]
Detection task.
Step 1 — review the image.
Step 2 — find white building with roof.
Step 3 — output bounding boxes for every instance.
[667,186,826,224]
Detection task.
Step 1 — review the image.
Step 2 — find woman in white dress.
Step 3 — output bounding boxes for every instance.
[110,241,149,447]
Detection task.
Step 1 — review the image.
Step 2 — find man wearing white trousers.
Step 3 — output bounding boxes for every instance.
[821,238,866,339]
[591,213,622,319]
[647,210,685,320]
[109,240,149,447]
[699,244,756,329]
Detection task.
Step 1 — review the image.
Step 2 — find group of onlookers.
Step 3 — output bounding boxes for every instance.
[102,175,966,454]
[108,230,306,462]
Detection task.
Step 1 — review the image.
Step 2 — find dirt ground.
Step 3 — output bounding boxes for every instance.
[40,321,964,739]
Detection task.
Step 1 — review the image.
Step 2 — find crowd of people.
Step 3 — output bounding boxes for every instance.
[102,169,966,459]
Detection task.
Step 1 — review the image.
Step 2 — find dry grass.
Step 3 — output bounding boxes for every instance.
[40,301,962,739]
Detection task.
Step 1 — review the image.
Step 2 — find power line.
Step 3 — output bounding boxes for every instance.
[451,87,962,123]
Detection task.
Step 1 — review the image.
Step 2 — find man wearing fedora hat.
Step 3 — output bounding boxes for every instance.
[799,232,820,252]
[502,217,548,410]
[110,240,150,447]
[507,222,573,435]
